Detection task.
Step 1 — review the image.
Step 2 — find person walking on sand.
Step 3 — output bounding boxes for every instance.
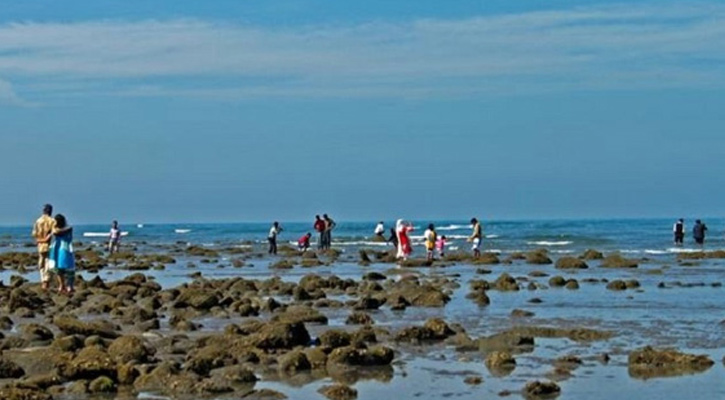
[268,222,283,255]
[374,221,385,238]
[323,214,336,250]
[109,220,121,254]
[673,218,685,246]
[314,215,326,250]
[468,218,483,258]
[424,223,437,262]
[48,214,75,294]
[693,219,708,245]
[396,219,414,260]
[31,204,56,291]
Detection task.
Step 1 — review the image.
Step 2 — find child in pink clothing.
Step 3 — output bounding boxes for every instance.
[436,235,447,258]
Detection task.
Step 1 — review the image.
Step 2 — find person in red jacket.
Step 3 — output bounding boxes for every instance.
[298,233,312,252]
[314,215,326,250]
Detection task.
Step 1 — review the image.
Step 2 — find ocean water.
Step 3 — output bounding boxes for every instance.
[3,218,724,257]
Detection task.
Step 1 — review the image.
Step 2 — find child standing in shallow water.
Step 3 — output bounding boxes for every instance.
[436,235,447,258]
[109,220,121,254]
[49,214,75,294]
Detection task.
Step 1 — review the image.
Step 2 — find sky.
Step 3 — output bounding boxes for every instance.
[0,0,724,225]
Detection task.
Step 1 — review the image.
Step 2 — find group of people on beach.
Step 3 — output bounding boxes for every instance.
[673,218,709,245]
[268,214,337,254]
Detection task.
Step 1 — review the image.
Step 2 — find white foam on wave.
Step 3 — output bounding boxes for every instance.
[527,241,573,246]
[334,241,390,247]
[137,224,144,228]
[83,232,129,238]
[486,234,500,239]
[175,229,192,234]
[619,250,642,254]
[667,247,706,253]
[644,249,667,255]
[551,250,575,254]
[436,224,468,231]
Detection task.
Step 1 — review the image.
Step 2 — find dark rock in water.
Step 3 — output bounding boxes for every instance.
[626,279,641,289]
[359,249,372,264]
[319,384,358,400]
[628,346,714,379]
[477,332,534,354]
[580,249,604,260]
[108,335,154,364]
[327,345,394,368]
[354,296,384,310]
[485,351,517,376]
[464,375,483,385]
[240,389,288,399]
[523,380,561,399]
[274,305,328,325]
[363,272,386,281]
[506,326,613,342]
[511,309,535,318]
[52,335,84,352]
[466,289,490,306]
[600,254,638,268]
[473,253,500,265]
[252,322,311,350]
[20,323,54,342]
[564,279,579,290]
[320,330,352,349]
[555,257,588,269]
[210,365,257,383]
[88,375,116,393]
[174,288,220,310]
[0,357,25,378]
[277,350,311,374]
[526,250,552,265]
[548,276,566,287]
[492,273,519,291]
[606,280,627,291]
[66,345,117,380]
[346,312,374,326]
[0,315,13,330]
[0,386,52,400]
[54,316,119,339]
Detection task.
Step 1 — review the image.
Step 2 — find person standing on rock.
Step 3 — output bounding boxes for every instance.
[468,218,483,258]
[109,220,122,254]
[314,215,326,250]
[424,223,437,262]
[693,219,708,245]
[268,222,283,255]
[31,204,56,291]
[388,227,398,249]
[396,219,414,261]
[48,214,75,294]
[323,214,336,250]
[374,221,385,238]
[673,218,685,246]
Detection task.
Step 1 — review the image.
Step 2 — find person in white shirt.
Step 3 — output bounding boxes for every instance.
[374,221,385,237]
[268,222,283,255]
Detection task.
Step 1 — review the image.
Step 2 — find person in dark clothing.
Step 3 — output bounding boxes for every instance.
[693,219,707,245]
[388,227,398,249]
[673,218,685,245]
[268,222,282,254]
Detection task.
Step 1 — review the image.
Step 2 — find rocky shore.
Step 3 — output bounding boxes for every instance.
[0,243,722,399]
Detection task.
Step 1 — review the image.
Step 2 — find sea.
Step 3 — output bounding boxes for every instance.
[2,218,723,258]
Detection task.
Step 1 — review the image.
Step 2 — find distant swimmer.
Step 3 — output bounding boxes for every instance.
[374,221,385,238]
[268,221,283,255]
[109,220,121,254]
[693,219,708,245]
[424,223,437,262]
[673,218,685,245]
[468,218,483,258]
[396,219,414,261]
[31,204,56,291]
[298,232,312,252]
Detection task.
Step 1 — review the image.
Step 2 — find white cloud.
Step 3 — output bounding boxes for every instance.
[0,2,723,99]
[0,79,34,106]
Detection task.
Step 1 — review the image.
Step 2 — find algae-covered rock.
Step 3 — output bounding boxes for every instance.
[53,316,119,339]
[89,375,117,393]
[345,312,374,326]
[600,254,638,269]
[580,249,604,260]
[319,384,358,400]
[0,357,25,378]
[320,330,352,349]
[526,250,552,265]
[523,380,561,399]
[628,346,714,379]
[277,350,311,374]
[555,257,588,269]
[108,335,153,364]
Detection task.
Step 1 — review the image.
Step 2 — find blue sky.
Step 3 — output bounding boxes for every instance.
[0,1,724,224]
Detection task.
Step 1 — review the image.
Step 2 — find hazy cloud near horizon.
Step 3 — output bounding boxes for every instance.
[0,3,724,103]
